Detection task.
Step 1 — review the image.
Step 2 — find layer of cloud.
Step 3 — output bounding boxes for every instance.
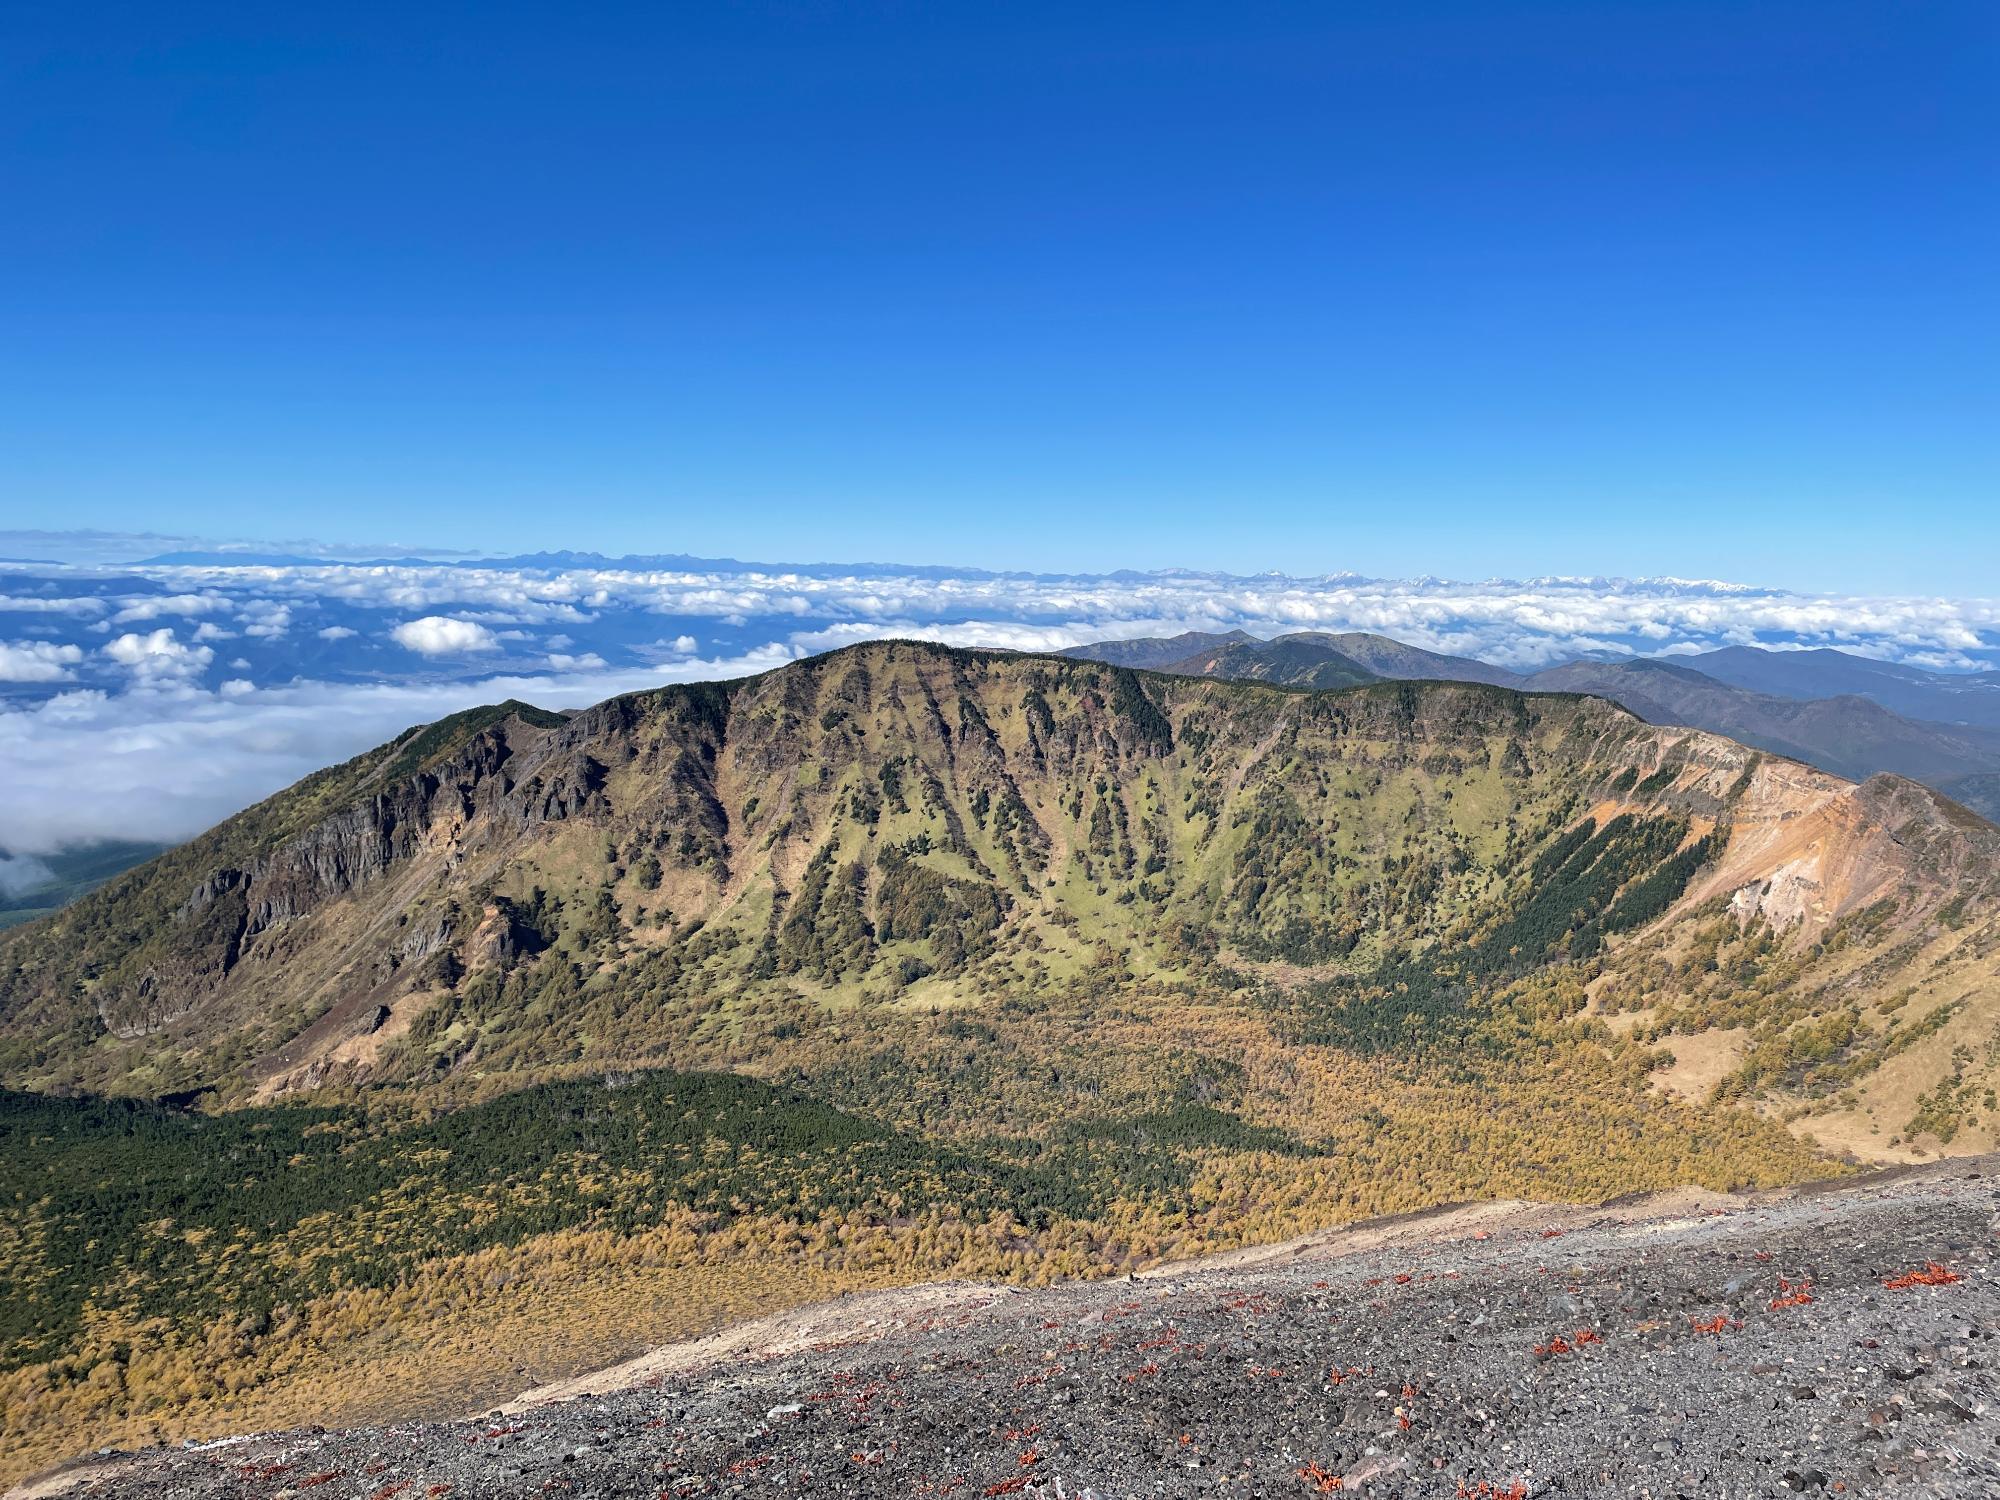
[110,592,226,624]
[60,560,1997,670]
[3,553,1998,856]
[0,593,107,616]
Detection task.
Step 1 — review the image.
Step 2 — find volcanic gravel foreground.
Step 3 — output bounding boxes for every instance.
[19,1157,2000,1500]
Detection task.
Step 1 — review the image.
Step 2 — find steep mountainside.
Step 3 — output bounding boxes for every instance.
[5,642,2000,1481]
[5,642,1997,1128]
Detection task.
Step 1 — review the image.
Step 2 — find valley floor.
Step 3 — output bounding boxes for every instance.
[16,1157,1998,1499]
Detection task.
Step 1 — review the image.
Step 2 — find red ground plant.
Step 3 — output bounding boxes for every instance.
[1768,1277,1815,1310]
[1883,1262,1961,1289]
[1533,1328,1601,1358]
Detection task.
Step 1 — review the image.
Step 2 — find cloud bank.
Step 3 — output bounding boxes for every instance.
[2,552,1996,853]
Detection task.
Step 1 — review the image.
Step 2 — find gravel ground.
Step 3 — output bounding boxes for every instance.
[22,1157,1999,1500]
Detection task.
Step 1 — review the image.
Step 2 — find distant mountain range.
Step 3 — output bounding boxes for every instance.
[133,548,1248,583]
[1061,633,2000,821]
[1685,645,2000,729]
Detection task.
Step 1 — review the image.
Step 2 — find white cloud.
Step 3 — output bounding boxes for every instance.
[17,560,2000,681]
[0,593,106,617]
[102,628,215,684]
[390,616,500,655]
[0,640,85,683]
[546,652,608,671]
[239,601,293,637]
[785,620,1105,655]
[111,592,225,624]
[317,625,358,641]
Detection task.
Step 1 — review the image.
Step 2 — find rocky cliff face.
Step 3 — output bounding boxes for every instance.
[4,642,1998,1154]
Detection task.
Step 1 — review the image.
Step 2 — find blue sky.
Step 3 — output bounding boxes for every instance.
[3,1,1994,589]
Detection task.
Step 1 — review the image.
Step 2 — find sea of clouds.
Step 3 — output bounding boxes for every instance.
[3,542,1997,853]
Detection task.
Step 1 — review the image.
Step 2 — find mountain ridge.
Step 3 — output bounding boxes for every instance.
[6,639,1993,1114]
[1063,631,2000,822]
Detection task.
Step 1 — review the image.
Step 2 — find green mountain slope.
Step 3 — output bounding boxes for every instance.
[0,644,1715,1095]
[4,642,1995,1120]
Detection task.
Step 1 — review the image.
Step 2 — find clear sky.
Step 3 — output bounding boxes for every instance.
[3,1,1993,590]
